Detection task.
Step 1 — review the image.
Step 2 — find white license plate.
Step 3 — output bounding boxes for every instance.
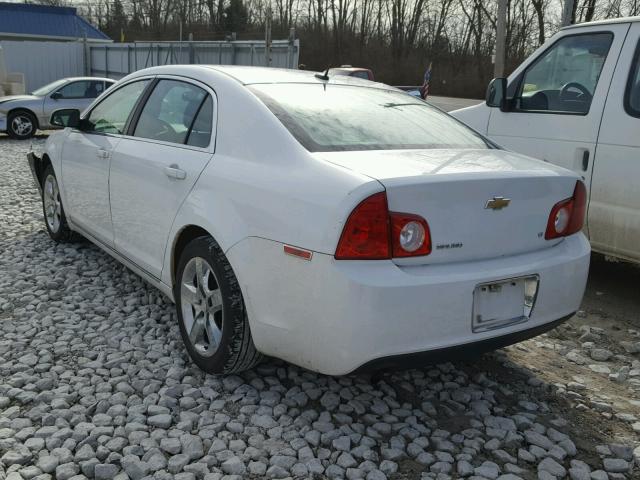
[472,276,539,333]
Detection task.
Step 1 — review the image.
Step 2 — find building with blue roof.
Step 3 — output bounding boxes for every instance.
[0,2,111,42]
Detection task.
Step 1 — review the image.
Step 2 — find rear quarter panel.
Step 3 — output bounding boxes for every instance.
[161,76,378,288]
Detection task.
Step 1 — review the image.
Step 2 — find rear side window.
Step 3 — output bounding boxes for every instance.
[250,84,488,152]
[86,81,107,98]
[186,95,213,148]
[625,40,640,118]
[134,80,210,146]
[351,71,370,80]
[86,80,150,134]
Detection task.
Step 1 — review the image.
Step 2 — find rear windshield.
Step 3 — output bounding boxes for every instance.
[249,84,489,152]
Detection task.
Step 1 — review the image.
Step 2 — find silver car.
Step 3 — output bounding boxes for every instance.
[0,77,115,139]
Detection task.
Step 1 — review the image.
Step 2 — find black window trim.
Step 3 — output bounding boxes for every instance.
[510,30,615,117]
[126,76,216,151]
[624,37,640,118]
[79,77,156,137]
[125,78,160,136]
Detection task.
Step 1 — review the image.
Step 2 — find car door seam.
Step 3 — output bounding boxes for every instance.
[160,152,216,280]
[587,23,632,231]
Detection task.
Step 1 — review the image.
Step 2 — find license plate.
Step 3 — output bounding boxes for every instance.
[472,275,539,333]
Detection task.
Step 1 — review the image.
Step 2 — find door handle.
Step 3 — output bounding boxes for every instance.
[164,164,186,180]
[582,150,590,171]
[97,148,111,159]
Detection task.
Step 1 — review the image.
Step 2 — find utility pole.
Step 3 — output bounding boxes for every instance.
[561,0,576,26]
[265,7,273,67]
[494,0,507,77]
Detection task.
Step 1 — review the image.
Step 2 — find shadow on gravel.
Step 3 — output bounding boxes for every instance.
[584,253,640,325]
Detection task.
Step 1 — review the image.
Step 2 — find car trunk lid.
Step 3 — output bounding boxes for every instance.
[315,148,579,264]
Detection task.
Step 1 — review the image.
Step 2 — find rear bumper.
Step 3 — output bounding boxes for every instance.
[0,113,6,132]
[227,234,590,375]
[353,314,572,373]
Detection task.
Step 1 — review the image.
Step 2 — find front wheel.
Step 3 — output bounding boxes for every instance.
[7,110,37,139]
[175,236,263,374]
[41,165,75,242]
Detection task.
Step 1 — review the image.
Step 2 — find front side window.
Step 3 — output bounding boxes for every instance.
[134,80,209,145]
[58,81,93,99]
[86,80,150,134]
[516,33,613,114]
[250,84,488,152]
[625,40,640,118]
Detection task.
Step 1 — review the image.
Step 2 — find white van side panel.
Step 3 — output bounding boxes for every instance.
[485,23,630,240]
[589,23,640,262]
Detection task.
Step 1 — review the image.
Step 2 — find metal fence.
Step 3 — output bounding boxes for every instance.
[1,38,300,91]
[0,41,85,92]
[89,39,300,79]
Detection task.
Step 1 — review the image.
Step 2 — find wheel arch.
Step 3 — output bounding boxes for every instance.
[35,153,53,186]
[8,107,40,130]
[170,225,213,288]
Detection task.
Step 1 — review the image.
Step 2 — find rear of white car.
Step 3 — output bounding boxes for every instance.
[226,81,590,375]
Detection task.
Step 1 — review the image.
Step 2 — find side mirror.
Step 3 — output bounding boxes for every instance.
[50,109,81,128]
[51,91,63,100]
[486,77,510,111]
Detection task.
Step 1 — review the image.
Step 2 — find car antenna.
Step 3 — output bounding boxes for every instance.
[315,67,330,81]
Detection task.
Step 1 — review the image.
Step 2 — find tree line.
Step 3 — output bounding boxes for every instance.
[33,0,640,97]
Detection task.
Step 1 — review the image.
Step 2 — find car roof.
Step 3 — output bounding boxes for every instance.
[57,76,114,83]
[201,65,387,88]
[561,15,640,29]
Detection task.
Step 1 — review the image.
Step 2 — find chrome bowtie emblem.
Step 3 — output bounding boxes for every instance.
[485,196,511,210]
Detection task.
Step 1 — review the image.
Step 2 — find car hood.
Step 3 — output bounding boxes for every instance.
[313,148,573,183]
[0,95,40,105]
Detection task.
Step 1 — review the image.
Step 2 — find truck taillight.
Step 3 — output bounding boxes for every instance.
[545,181,587,240]
[335,192,431,260]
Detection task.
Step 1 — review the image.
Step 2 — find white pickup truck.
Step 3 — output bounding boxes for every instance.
[452,16,640,264]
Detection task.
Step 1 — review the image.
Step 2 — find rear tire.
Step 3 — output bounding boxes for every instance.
[7,110,37,139]
[41,165,75,242]
[175,235,263,374]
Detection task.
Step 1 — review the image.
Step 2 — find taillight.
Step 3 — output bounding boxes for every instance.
[545,181,587,240]
[390,212,431,257]
[335,192,431,260]
[335,192,390,259]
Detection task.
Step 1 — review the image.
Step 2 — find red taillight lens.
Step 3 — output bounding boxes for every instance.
[335,192,431,260]
[390,212,432,257]
[335,192,391,259]
[545,181,587,240]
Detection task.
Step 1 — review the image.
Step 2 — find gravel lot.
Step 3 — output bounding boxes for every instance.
[0,136,639,480]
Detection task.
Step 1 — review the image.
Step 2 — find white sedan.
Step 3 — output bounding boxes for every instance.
[28,65,590,375]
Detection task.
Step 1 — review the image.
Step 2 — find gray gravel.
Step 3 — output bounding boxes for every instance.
[0,137,638,480]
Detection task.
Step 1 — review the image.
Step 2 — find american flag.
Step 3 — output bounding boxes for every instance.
[420,63,432,100]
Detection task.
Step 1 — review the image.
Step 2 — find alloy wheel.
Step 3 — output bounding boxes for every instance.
[43,174,62,233]
[180,257,224,357]
[11,114,34,137]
